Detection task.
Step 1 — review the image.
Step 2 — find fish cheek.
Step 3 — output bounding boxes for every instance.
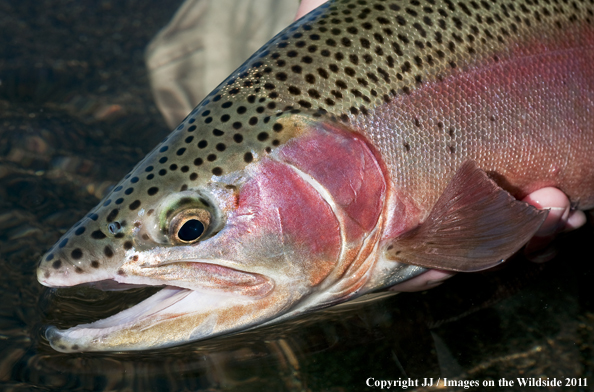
[277,122,387,244]
[232,159,342,287]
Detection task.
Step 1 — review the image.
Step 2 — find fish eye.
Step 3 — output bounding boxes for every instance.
[169,208,211,244]
[178,219,204,241]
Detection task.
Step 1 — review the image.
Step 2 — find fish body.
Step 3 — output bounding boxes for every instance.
[37,0,594,352]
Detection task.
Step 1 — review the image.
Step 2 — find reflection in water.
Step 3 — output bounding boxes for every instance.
[0,0,593,391]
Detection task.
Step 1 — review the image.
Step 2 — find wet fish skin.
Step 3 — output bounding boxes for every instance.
[37,0,594,352]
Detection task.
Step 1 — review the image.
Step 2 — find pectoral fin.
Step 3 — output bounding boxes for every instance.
[385,160,548,272]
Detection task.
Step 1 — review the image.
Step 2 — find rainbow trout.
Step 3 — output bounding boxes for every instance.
[38,0,594,352]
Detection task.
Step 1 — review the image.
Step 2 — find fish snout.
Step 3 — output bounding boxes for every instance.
[37,235,123,287]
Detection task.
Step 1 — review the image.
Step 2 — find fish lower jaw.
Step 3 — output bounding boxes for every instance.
[45,286,262,353]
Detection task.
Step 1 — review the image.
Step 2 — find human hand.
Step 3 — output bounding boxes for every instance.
[295,0,328,20]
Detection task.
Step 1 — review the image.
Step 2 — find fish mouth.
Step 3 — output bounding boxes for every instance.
[116,259,275,298]
[43,261,280,353]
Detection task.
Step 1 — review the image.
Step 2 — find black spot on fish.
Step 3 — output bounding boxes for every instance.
[91,230,106,239]
[106,209,119,223]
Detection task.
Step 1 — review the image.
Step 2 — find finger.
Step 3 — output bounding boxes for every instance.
[295,0,328,20]
[565,209,587,231]
[522,187,570,236]
[388,269,456,292]
[524,209,586,263]
[522,187,586,262]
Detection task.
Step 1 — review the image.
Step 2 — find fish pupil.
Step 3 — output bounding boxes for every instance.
[178,219,205,242]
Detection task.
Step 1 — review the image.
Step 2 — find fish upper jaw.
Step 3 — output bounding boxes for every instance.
[115,253,276,298]
[37,251,120,288]
[38,247,277,298]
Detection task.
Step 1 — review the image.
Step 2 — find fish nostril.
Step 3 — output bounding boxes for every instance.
[108,222,122,234]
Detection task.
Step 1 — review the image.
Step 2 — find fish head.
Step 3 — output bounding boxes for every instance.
[37,105,388,351]
[36,2,395,352]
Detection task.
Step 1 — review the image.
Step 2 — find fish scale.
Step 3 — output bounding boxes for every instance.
[37,0,594,352]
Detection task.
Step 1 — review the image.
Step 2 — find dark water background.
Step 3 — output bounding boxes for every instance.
[1,1,593,391]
